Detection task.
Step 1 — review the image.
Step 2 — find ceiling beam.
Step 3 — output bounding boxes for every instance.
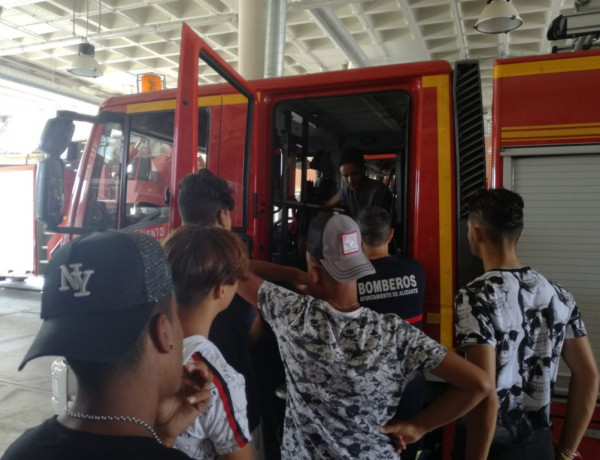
[0,14,237,57]
[449,0,469,60]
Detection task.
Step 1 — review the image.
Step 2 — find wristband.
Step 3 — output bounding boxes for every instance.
[555,445,582,459]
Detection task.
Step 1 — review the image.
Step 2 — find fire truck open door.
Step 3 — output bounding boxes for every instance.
[173,23,257,232]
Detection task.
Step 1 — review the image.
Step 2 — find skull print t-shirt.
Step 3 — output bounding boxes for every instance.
[257,281,447,459]
[454,267,587,444]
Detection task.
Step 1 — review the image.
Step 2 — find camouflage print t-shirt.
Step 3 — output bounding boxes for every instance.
[454,267,587,444]
[257,281,447,459]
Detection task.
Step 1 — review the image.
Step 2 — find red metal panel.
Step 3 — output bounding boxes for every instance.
[218,102,248,230]
[414,83,442,342]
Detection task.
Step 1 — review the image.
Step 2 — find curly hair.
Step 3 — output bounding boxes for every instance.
[177,169,234,226]
[467,188,524,245]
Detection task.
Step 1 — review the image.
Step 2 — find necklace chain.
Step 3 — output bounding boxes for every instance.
[327,300,360,311]
[64,408,163,445]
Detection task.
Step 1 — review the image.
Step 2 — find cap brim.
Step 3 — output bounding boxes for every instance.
[19,302,155,371]
[320,252,375,283]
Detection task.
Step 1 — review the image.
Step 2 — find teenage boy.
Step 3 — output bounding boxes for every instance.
[454,188,599,460]
[177,170,263,441]
[165,225,253,460]
[3,230,211,460]
[238,212,493,459]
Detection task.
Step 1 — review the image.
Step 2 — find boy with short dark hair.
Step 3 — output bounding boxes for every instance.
[454,188,599,460]
[165,225,253,460]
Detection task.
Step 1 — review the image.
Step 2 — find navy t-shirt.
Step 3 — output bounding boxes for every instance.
[209,294,260,431]
[357,255,425,328]
[356,254,426,460]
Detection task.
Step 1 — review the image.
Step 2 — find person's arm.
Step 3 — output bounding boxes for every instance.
[237,270,264,308]
[246,312,264,346]
[323,192,341,211]
[248,260,309,285]
[556,336,599,458]
[380,350,493,454]
[463,344,498,460]
[220,443,253,460]
[248,260,317,296]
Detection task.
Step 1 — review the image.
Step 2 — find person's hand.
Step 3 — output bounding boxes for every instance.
[156,362,213,446]
[379,419,426,454]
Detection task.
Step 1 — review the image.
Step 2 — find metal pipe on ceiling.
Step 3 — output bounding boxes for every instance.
[310,6,369,68]
[0,65,103,105]
[264,0,286,78]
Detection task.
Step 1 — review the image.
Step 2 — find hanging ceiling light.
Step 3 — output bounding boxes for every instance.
[68,0,103,78]
[474,0,523,34]
[69,42,102,77]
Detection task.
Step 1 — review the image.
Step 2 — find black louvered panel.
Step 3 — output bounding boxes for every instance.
[453,60,487,219]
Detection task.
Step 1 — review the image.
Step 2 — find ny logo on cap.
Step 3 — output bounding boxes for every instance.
[341,231,360,255]
[59,264,94,297]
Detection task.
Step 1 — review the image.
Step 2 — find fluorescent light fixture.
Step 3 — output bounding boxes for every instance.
[68,42,103,78]
[474,0,523,34]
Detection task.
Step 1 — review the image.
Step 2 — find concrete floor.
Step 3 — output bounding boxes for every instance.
[0,279,55,455]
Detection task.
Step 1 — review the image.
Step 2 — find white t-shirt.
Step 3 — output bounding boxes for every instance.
[258,281,447,459]
[174,335,251,459]
[455,267,587,444]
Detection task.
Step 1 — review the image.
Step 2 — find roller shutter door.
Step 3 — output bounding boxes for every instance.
[509,153,600,395]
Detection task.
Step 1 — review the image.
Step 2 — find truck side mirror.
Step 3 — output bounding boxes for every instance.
[35,157,65,229]
[38,118,75,158]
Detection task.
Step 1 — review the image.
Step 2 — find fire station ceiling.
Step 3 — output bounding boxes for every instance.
[0,0,578,113]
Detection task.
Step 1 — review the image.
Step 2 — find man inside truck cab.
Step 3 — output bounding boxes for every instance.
[453,188,599,460]
[323,147,393,218]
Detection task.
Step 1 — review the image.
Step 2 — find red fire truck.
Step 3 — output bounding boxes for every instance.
[490,49,600,457]
[36,23,599,458]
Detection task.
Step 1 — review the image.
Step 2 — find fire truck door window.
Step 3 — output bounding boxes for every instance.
[123,109,209,231]
[82,122,123,229]
[271,90,409,266]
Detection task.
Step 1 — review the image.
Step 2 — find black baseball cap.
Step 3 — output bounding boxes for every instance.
[19,230,172,370]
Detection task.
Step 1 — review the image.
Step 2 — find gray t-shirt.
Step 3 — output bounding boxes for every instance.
[338,176,392,218]
[258,281,447,459]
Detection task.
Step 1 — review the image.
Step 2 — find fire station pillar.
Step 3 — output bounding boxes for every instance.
[238,0,267,80]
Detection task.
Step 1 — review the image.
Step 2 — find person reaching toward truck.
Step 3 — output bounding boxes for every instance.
[237,212,493,459]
